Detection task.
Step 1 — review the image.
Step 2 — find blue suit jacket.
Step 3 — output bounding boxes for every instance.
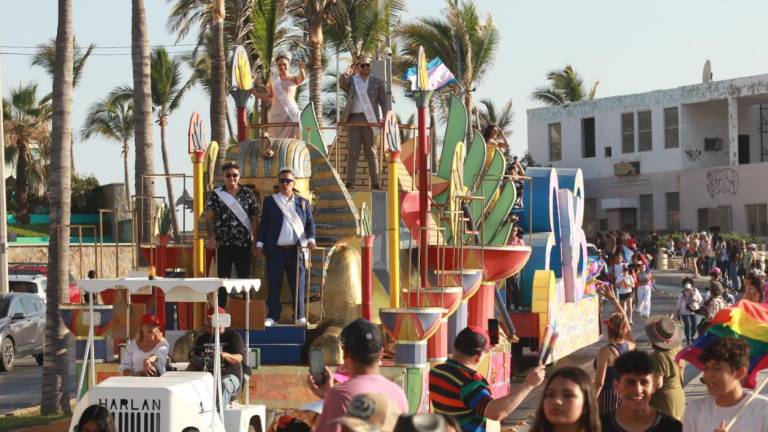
[256,194,316,256]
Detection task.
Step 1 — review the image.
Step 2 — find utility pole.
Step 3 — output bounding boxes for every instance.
[0,54,9,293]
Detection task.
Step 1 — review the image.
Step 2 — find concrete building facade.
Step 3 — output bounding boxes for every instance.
[527,73,768,237]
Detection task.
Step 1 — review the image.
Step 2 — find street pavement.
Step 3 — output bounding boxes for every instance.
[0,345,76,415]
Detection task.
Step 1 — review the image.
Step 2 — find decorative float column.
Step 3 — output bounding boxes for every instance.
[230,45,253,143]
[188,112,209,278]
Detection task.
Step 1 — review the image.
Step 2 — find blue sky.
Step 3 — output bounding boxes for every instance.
[2,0,768,192]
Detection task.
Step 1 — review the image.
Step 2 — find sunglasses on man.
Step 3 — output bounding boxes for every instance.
[279,178,295,184]
[225,173,239,178]
[359,63,371,68]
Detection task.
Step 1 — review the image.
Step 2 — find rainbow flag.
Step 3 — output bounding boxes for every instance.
[676,300,768,388]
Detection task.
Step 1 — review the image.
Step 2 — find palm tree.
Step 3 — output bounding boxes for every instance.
[397,0,500,127]
[2,83,51,224]
[287,0,337,126]
[41,0,73,416]
[531,64,599,106]
[477,98,513,138]
[324,0,405,60]
[81,88,134,206]
[132,0,155,245]
[150,47,190,241]
[31,37,94,176]
[210,0,228,175]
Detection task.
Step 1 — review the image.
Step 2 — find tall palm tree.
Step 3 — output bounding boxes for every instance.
[150,47,190,241]
[210,0,228,176]
[132,0,155,245]
[477,98,513,137]
[31,37,94,177]
[287,0,337,126]
[2,83,51,224]
[531,64,599,106]
[41,0,73,416]
[397,0,499,129]
[81,88,134,206]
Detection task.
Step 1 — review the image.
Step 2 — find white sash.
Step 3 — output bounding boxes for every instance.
[271,72,301,123]
[214,187,252,235]
[273,194,309,260]
[352,75,378,124]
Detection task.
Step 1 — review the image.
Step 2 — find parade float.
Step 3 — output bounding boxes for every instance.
[65,46,600,426]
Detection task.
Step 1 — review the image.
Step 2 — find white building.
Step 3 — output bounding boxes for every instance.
[527,72,768,237]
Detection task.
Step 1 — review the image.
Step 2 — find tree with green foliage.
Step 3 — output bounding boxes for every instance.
[531,64,599,106]
[477,98,513,140]
[81,88,134,206]
[2,83,51,224]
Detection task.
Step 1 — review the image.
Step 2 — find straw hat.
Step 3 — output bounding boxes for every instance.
[645,316,682,350]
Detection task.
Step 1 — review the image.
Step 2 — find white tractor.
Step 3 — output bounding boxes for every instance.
[71,277,266,432]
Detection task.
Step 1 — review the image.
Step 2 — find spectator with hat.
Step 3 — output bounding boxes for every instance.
[187,306,246,404]
[310,319,408,432]
[645,316,685,420]
[429,326,545,432]
[331,393,402,432]
[119,314,168,377]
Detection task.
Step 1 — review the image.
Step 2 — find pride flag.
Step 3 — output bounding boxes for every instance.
[676,300,768,388]
[404,57,457,91]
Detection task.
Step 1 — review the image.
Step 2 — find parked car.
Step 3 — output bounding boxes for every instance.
[8,274,47,303]
[8,264,81,303]
[0,293,46,371]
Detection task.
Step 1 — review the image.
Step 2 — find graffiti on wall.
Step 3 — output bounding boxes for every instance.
[705,168,739,198]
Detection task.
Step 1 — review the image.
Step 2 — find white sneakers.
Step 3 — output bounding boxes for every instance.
[264,317,307,327]
[264,318,276,327]
[297,318,307,327]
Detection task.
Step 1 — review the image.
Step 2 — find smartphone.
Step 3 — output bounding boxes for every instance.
[309,348,326,385]
[488,319,500,346]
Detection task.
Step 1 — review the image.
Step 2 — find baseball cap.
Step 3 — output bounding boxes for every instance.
[340,319,383,360]
[140,314,160,327]
[709,267,722,276]
[332,393,402,432]
[454,326,490,356]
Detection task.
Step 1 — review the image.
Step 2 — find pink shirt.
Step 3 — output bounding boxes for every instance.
[315,374,409,432]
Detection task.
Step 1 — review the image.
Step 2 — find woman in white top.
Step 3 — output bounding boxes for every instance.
[635,264,653,320]
[252,54,306,139]
[119,314,169,376]
[616,267,635,325]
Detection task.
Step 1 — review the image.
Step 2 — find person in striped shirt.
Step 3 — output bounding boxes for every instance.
[429,327,545,432]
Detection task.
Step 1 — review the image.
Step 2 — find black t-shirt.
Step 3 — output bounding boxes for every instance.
[206,186,259,247]
[191,329,245,378]
[601,411,682,432]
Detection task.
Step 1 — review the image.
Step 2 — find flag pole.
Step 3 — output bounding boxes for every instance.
[724,373,768,431]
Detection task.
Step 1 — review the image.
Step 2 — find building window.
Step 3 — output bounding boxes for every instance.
[582,118,596,158]
[638,110,652,152]
[666,192,680,231]
[604,147,612,157]
[639,194,654,232]
[621,113,634,153]
[664,107,679,148]
[548,123,562,162]
[746,204,768,236]
[585,198,598,233]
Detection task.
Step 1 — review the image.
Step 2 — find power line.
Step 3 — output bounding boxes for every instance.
[0,44,197,49]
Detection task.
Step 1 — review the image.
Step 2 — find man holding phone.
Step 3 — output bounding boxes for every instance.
[308,319,408,432]
[338,54,391,190]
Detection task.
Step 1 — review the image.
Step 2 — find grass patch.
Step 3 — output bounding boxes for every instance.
[0,412,69,431]
[8,224,49,238]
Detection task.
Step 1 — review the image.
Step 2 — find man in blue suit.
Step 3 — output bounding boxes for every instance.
[255,168,316,327]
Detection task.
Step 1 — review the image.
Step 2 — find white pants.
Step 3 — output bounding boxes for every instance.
[636,285,652,317]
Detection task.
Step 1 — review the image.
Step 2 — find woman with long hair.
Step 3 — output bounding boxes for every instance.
[530,367,602,432]
[119,314,168,376]
[743,271,765,303]
[594,286,635,415]
[251,53,306,139]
